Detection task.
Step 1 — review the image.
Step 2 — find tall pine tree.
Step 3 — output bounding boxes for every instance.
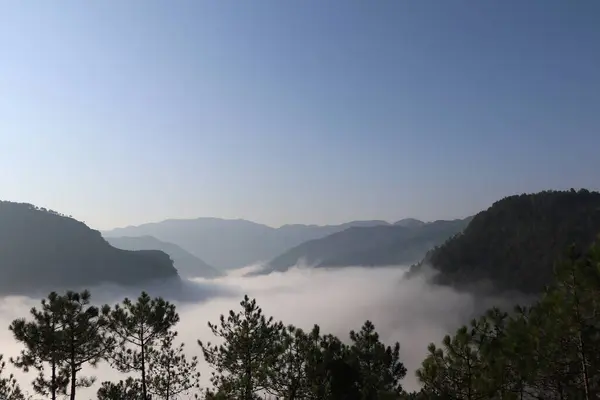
[147,330,201,399]
[199,295,284,400]
[349,320,407,399]
[104,291,179,400]
[10,292,69,400]
[55,290,113,400]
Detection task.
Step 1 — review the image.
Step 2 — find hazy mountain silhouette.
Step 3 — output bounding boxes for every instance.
[259,218,470,274]
[0,201,179,295]
[394,218,426,228]
[103,219,392,270]
[105,236,224,279]
[409,189,600,294]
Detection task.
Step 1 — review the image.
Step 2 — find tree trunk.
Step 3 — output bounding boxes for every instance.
[570,268,591,400]
[70,358,76,400]
[51,359,57,400]
[70,333,76,400]
[51,318,57,400]
[141,326,147,400]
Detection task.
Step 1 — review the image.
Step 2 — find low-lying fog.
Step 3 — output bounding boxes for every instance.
[0,265,514,398]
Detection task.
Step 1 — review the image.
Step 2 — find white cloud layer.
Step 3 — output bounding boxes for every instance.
[0,265,513,398]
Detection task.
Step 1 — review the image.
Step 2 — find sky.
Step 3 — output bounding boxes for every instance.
[1,0,599,230]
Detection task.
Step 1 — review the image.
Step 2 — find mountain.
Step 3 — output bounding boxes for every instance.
[0,201,179,295]
[394,218,425,228]
[260,218,471,274]
[105,236,223,279]
[410,189,600,294]
[103,219,392,270]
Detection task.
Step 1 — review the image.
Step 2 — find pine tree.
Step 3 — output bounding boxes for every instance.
[9,292,69,400]
[147,330,201,399]
[199,295,284,400]
[0,354,26,400]
[319,334,360,400]
[349,320,407,399]
[549,245,600,398]
[417,326,488,400]
[55,290,113,400]
[97,377,143,400]
[105,291,179,400]
[267,325,312,399]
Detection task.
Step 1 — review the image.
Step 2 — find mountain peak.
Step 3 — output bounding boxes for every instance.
[393,218,425,228]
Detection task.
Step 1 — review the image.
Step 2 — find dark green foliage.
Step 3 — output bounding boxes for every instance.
[104,292,179,400]
[200,297,408,400]
[0,355,26,400]
[10,292,70,400]
[0,201,178,296]
[9,291,112,400]
[96,378,143,400]
[54,290,112,400]
[349,320,406,399]
[414,239,600,400]
[3,290,407,399]
[147,331,201,399]
[415,189,600,293]
[265,325,313,399]
[199,295,284,400]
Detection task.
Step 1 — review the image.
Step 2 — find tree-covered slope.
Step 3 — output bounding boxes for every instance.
[414,189,600,294]
[0,201,179,295]
[261,218,471,274]
[105,235,224,279]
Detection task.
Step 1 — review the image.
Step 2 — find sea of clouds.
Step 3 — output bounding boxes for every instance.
[0,264,515,398]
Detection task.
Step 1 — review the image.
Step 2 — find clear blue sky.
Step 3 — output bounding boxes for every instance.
[1,1,599,230]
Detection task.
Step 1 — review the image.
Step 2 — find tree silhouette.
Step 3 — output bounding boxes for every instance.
[104,291,179,400]
[349,320,407,399]
[96,377,143,400]
[199,295,284,400]
[0,354,26,400]
[147,330,201,399]
[9,292,69,400]
[55,290,113,400]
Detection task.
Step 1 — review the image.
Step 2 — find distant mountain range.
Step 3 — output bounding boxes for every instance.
[103,219,422,270]
[5,189,598,297]
[257,218,471,275]
[105,236,224,279]
[0,201,178,295]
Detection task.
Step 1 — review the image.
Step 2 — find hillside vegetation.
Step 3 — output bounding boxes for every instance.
[0,201,178,295]
[414,189,600,293]
[263,218,470,274]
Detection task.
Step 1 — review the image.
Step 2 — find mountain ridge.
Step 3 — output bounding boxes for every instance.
[102,218,423,270]
[258,218,470,274]
[0,201,179,295]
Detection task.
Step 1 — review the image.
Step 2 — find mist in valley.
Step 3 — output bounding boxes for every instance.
[0,264,518,398]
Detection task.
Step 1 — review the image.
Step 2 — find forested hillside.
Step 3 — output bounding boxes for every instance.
[2,240,600,399]
[413,189,600,293]
[262,218,470,274]
[0,201,179,295]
